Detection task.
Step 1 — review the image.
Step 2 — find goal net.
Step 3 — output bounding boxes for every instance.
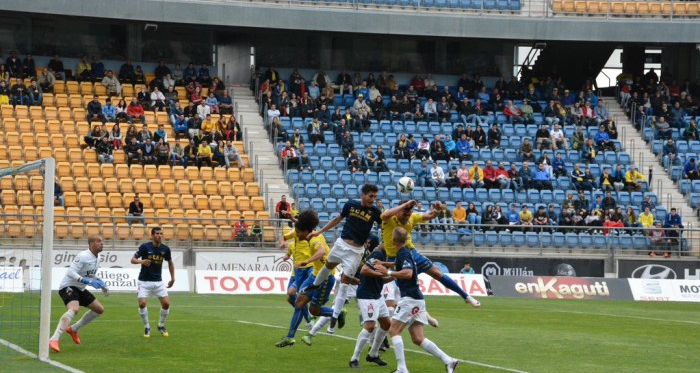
[0,158,55,362]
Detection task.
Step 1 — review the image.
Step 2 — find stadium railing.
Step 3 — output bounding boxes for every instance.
[0,214,694,257]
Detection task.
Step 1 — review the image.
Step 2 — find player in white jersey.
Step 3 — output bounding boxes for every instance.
[49,235,109,353]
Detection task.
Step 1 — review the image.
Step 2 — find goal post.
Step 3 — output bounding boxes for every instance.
[0,158,54,361]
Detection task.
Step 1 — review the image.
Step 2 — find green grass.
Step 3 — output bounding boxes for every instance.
[2,294,700,373]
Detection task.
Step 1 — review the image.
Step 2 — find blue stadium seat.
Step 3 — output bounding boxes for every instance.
[424,187,437,201]
[540,190,554,204]
[592,234,607,249]
[552,232,566,247]
[378,172,392,186]
[323,170,338,185]
[540,232,552,247]
[339,170,353,185]
[499,232,513,247]
[372,133,385,146]
[419,231,432,246]
[385,185,399,201]
[488,189,501,202]
[524,231,539,247]
[287,169,300,184]
[509,0,520,9]
[464,189,476,201]
[437,187,450,202]
[515,190,527,203]
[298,198,311,211]
[501,189,515,203]
[323,131,335,144]
[618,234,634,250]
[380,121,392,133]
[345,184,360,199]
[320,156,333,170]
[527,189,540,203]
[352,172,366,186]
[512,231,525,247]
[325,198,338,212]
[327,144,341,157]
[411,187,425,201]
[447,232,460,245]
[397,159,411,174]
[360,133,372,145]
[333,157,346,170]
[485,231,499,247]
[474,231,486,247]
[476,188,488,202]
[311,198,325,211]
[386,133,397,146]
[579,233,593,248]
[331,184,345,199]
[565,233,580,248]
[432,231,446,245]
[417,122,429,134]
[405,121,417,133]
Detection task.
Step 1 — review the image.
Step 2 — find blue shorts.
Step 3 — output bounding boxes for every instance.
[289,267,313,291]
[388,249,434,275]
[287,276,295,293]
[301,274,336,308]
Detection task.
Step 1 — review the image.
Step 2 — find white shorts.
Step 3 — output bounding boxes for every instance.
[137,280,168,299]
[357,298,390,323]
[327,238,364,278]
[382,281,400,303]
[392,297,428,326]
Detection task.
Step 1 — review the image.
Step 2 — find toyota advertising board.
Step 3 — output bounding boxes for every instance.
[430,256,605,277]
[489,276,635,300]
[618,260,700,280]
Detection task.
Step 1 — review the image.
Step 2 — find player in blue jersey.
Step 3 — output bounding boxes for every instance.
[347,238,393,368]
[387,227,459,373]
[131,227,175,338]
[303,184,382,333]
[382,200,480,308]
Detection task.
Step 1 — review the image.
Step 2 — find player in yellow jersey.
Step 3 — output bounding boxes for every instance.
[276,210,336,347]
[282,241,313,332]
[382,200,480,308]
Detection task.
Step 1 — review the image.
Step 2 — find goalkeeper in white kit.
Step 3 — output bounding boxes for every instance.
[50,235,110,353]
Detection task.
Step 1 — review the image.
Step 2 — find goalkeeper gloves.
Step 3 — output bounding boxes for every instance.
[79,277,105,290]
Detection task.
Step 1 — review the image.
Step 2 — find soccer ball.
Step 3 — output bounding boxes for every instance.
[397,176,415,194]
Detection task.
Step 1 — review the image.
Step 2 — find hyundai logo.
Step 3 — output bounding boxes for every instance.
[631,264,677,279]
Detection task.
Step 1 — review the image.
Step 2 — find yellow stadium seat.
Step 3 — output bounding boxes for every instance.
[623,2,637,14]
[112,208,127,223]
[159,166,172,180]
[170,209,185,225]
[139,194,153,209]
[162,179,176,194]
[0,176,13,191]
[24,146,39,161]
[101,223,115,240]
[103,177,119,193]
[181,195,195,210]
[78,192,93,207]
[68,95,83,108]
[191,225,205,241]
[688,2,699,15]
[246,182,260,197]
[132,224,147,240]
[155,208,170,223]
[152,194,167,209]
[257,211,271,221]
[674,2,687,15]
[97,207,113,224]
[1,190,16,205]
[14,175,29,190]
[186,167,200,180]
[610,2,624,14]
[83,149,98,163]
[134,178,149,194]
[68,149,83,163]
[176,224,190,241]
[237,196,251,211]
[144,164,158,179]
[119,179,135,193]
[15,106,29,120]
[209,195,223,211]
[251,197,265,212]
[172,166,185,180]
[55,222,70,239]
[66,81,79,95]
[232,182,246,197]
[227,210,241,222]
[94,84,107,96]
[166,194,181,209]
[227,168,240,182]
[19,206,35,222]
[71,163,86,178]
[240,155,249,168]
[90,178,105,193]
[242,169,254,182]
[82,207,97,220]
[242,211,255,221]
[65,206,81,223]
[130,164,144,179]
[204,181,218,195]
[38,147,52,159]
[79,82,93,95]
[35,133,50,148]
[44,106,57,120]
[70,222,86,239]
[113,150,125,164]
[1,105,15,119]
[18,118,32,132]
[148,180,163,194]
[200,167,213,180]
[195,195,209,210]
[107,193,122,209]
[636,2,650,14]
[116,223,131,240]
[223,196,237,211]
[122,85,134,97]
[100,164,115,178]
[263,227,277,242]
[29,175,44,191]
[176,180,191,195]
[123,193,137,208]
[161,224,175,240]
[33,119,48,133]
[219,226,234,241]
[191,181,205,195]
[156,112,169,125]
[32,191,44,207]
[50,134,65,149]
[214,168,228,182]
[200,210,214,226]
[214,210,228,226]
[143,208,156,225]
[5,132,20,146]
[115,164,130,179]
[205,225,219,241]
[55,94,69,108]
[94,192,108,208]
[59,177,74,194]
[16,190,31,205]
[7,145,21,161]
[218,181,232,195]
[74,177,90,192]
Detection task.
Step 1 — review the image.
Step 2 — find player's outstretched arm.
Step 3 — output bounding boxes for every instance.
[298,245,325,268]
[388,268,413,280]
[308,214,344,238]
[421,201,445,221]
[167,260,175,288]
[360,260,388,278]
[380,200,417,221]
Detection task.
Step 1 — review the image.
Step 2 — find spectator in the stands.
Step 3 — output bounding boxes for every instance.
[336,69,353,95]
[280,141,298,169]
[155,139,170,166]
[533,206,550,231]
[141,138,156,165]
[684,119,698,141]
[595,125,616,151]
[423,98,438,121]
[571,163,589,191]
[640,195,655,212]
[407,134,419,159]
[533,162,553,191]
[519,204,533,231]
[127,195,146,226]
[602,191,617,211]
[664,208,683,248]
[662,138,680,169]
[453,201,467,226]
[550,124,568,150]
[95,136,114,164]
[47,54,65,81]
[417,136,431,160]
[504,100,524,124]
[465,202,481,226]
[482,160,498,190]
[625,166,646,191]
[639,206,655,233]
[437,96,452,123]
[86,95,105,125]
[537,152,554,178]
[22,53,36,79]
[99,70,121,97]
[493,162,512,190]
[456,133,472,162]
[197,64,211,85]
[430,162,446,188]
[341,131,355,157]
[445,166,460,189]
[76,55,92,82]
[169,141,185,167]
[195,139,213,169]
[481,205,497,229]
[582,138,597,163]
[429,135,448,161]
[467,161,485,189]
[442,135,456,161]
[346,148,361,172]
[519,137,535,162]
[100,98,116,123]
[536,123,554,151]
[517,161,532,191]
[127,97,146,124]
[38,69,55,94]
[570,125,586,152]
[544,100,560,126]
[573,190,589,211]
[487,123,502,150]
[393,133,409,160]
[552,153,566,178]
[417,160,435,188]
[655,116,672,140]
[559,207,575,233]
[473,125,487,149]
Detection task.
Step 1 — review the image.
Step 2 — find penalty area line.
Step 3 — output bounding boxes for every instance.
[236,320,534,373]
[0,338,87,373]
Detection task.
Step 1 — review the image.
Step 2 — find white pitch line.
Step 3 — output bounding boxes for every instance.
[236,320,534,373]
[550,309,700,325]
[0,338,87,373]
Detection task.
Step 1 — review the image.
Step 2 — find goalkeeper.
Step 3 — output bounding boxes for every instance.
[50,235,110,353]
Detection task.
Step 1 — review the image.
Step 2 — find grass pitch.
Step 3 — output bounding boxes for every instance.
[2,293,699,373]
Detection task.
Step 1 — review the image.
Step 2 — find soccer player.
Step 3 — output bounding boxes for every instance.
[381,200,480,307]
[131,227,175,338]
[303,184,382,333]
[388,227,459,373]
[275,210,325,347]
[49,235,109,353]
[348,237,393,368]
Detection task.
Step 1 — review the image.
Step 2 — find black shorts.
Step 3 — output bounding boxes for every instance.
[59,286,96,307]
